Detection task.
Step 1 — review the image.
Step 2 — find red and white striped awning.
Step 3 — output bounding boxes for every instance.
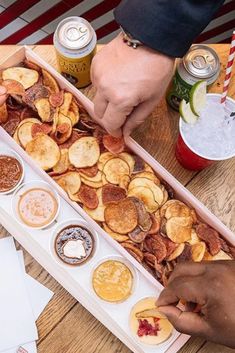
[0,0,234,45]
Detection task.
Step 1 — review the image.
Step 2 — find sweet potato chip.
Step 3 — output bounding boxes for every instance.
[53,113,72,144]
[69,136,100,168]
[166,243,185,261]
[187,229,200,245]
[121,242,144,262]
[59,91,73,116]
[160,199,188,218]
[26,134,60,170]
[53,148,70,174]
[2,118,19,136]
[103,157,130,184]
[78,165,98,178]
[42,69,59,93]
[17,121,34,148]
[18,117,41,127]
[148,213,160,234]
[128,177,164,205]
[84,188,105,222]
[166,216,193,243]
[35,97,54,122]
[196,223,221,256]
[23,60,41,72]
[103,223,129,242]
[31,122,52,138]
[102,184,126,205]
[191,242,206,262]
[49,90,64,108]
[2,79,25,96]
[78,184,98,209]
[128,186,159,213]
[2,67,39,89]
[129,197,152,232]
[102,134,125,154]
[0,102,8,123]
[104,198,138,234]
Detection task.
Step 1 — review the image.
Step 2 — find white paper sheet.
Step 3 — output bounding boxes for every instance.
[0,239,38,351]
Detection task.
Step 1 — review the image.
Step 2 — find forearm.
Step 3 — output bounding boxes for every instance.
[114,0,225,58]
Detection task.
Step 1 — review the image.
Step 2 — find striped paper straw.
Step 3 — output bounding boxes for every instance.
[221,30,235,104]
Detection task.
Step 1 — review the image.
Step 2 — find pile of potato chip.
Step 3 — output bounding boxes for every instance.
[1,60,234,285]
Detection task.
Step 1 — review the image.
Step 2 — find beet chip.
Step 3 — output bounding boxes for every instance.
[31,123,52,138]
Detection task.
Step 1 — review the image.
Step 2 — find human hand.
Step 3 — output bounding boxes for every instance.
[91,34,174,137]
[0,86,7,106]
[157,261,235,348]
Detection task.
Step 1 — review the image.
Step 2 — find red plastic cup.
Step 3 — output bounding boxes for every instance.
[175,94,235,171]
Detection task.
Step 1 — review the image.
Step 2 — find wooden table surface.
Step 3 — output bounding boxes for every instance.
[0,44,235,353]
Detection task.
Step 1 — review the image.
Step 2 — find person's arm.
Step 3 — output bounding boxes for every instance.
[91,0,225,136]
[115,0,225,58]
[157,261,235,348]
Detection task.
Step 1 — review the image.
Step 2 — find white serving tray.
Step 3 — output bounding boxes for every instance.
[0,46,234,353]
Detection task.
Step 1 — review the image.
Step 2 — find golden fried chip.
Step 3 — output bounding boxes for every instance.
[2,67,39,89]
[56,171,81,195]
[128,186,159,213]
[2,79,25,96]
[59,91,73,116]
[103,157,130,184]
[191,242,206,262]
[81,177,104,189]
[187,229,200,245]
[164,201,192,220]
[80,170,102,183]
[67,98,79,126]
[84,188,105,222]
[17,121,34,148]
[119,174,130,190]
[26,134,60,170]
[160,199,188,218]
[166,243,185,261]
[34,97,53,122]
[42,68,59,93]
[104,198,138,234]
[128,177,164,205]
[119,152,135,173]
[166,216,193,243]
[53,148,70,174]
[103,223,129,242]
[132,171,160,185]
[18,117,42,127]
[98,152,114,171]
[69,136,100,168]
[54,113,72,143]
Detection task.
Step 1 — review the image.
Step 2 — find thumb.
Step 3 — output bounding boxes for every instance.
[158,305,210,337]
[123,98,157,136]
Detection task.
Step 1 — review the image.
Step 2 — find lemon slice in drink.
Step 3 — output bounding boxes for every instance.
[179,99,198,124]
[189,80,207,116]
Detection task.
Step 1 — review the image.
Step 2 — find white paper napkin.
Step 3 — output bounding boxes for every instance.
[0,237,53,353]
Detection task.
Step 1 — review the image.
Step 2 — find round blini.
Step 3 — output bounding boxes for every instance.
[69,136,100,168]
[26,134,60,170]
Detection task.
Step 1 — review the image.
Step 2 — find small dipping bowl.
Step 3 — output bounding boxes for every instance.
[51,219,99,268]
[0,147,24,195]
[91,255,138,304]
[129,297,174,347]
[12,180,60,229]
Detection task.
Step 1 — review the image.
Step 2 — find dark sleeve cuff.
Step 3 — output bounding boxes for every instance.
[114,0,225,58]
